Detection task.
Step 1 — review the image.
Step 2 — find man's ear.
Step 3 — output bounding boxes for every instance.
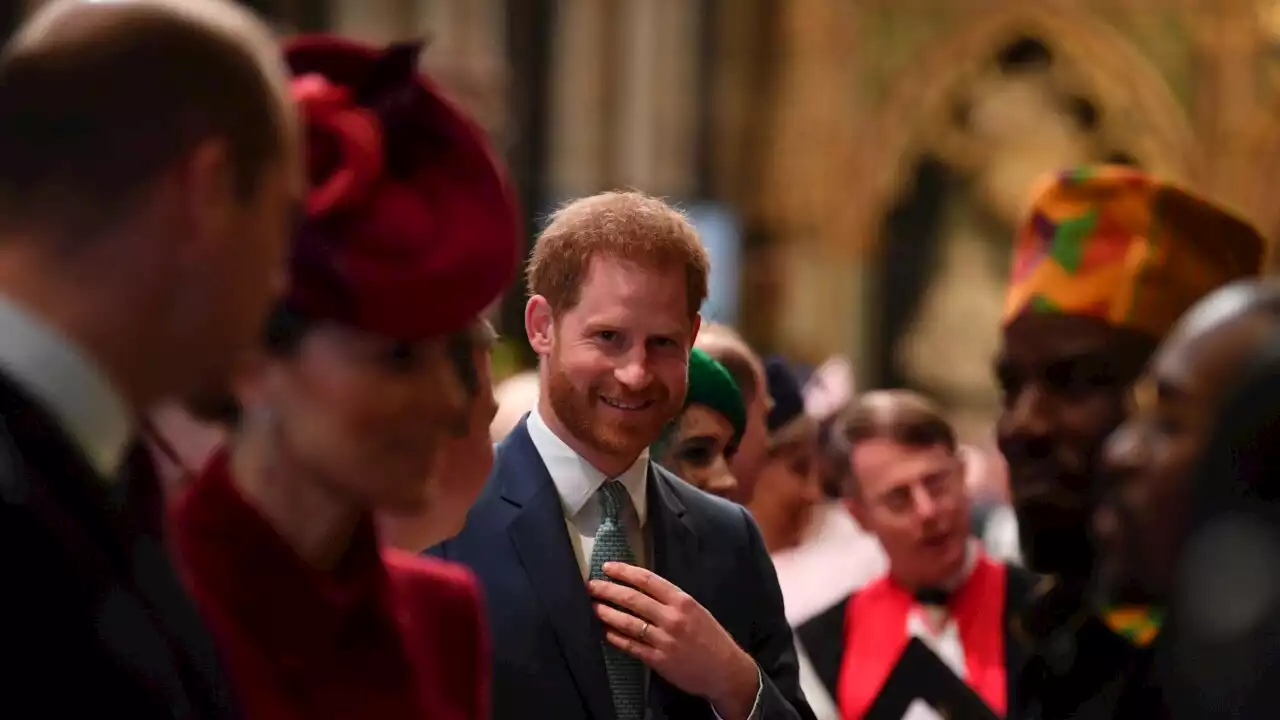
[171,138,235,263]
[526,295,554,355]
[690,312,702,348]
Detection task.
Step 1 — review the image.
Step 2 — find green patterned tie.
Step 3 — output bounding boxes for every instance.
[589,480,645,720]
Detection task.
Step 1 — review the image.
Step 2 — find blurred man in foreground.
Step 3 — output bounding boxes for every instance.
[1096,282,1280,717]
[1157,320,1280,720]
[0,1,297,716]
[995,166,1264,719]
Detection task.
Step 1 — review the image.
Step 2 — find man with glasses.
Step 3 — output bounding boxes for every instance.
[796,390,1036,719]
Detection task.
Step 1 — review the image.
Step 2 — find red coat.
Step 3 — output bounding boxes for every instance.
[169,449,488,720]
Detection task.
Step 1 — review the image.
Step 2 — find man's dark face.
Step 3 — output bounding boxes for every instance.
[1100,308,1268,601]
[995,313,1151,579]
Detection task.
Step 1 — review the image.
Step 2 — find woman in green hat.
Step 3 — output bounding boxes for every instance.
[652,347,747,499]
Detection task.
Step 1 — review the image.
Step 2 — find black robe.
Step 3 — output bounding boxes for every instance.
[1009,580,1167,720]
[795,562,1036,717]
[0,371,239,718]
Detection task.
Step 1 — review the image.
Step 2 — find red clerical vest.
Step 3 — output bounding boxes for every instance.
[837,555,1008,719]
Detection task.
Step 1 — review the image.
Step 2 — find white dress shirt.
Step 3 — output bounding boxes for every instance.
[526,404,763,720]
[0,295,130,478]
[526,406,650,576]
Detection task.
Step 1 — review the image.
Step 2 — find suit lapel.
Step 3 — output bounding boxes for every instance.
[646,466,702,713]
[501,420,615,720]
[120,443,239,714]
[647,465,700,600]
[0,374,207,715]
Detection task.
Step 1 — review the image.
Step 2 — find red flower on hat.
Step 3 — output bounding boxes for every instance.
[292,73,384,219]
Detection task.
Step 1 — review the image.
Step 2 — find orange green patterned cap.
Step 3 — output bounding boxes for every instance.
[1003,165,1266,339]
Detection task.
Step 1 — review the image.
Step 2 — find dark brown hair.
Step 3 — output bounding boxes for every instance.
[185,311,497,426]
[527,191,710,317]
[0,0,287,243]
[842,390,957,498]
[844,390,957,453]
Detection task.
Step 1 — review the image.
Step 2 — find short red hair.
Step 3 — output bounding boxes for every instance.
[526,190,710,317]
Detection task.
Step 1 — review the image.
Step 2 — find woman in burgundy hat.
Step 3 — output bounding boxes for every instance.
[168,35,519,720]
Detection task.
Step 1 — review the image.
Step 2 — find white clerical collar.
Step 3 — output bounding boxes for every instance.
[0,294,131,478]
[526,404,649,525]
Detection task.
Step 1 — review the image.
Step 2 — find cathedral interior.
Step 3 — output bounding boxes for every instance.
[9,0,1280,442]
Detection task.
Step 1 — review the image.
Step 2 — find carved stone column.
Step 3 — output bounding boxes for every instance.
[612,0,697,196]
[1188,0,1262,206]
[548,0,613,197]
[417,0,508,142]
[547,0,698,199]
[752,0,867,364]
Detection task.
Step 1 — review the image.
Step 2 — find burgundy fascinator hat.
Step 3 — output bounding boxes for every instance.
[283,35,520,340]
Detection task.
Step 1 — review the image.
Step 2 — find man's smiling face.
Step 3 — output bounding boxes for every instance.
[540,256,699,470]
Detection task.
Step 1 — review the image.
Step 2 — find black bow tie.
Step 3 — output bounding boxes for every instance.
[914,587,951,607]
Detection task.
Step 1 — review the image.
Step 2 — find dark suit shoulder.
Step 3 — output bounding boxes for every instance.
[425,446,518,560]
[652,464,751,530]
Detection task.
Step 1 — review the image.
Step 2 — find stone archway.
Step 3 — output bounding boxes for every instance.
[804,1,1202,439]
[831,2,1199,259]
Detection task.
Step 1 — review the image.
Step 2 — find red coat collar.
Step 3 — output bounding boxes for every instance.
[170,447,397,659]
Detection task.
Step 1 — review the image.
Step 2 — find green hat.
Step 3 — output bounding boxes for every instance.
[679,347,747,450]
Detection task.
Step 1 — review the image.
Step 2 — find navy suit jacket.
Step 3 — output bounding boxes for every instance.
[429,417,815,720]
[0,371,239,718]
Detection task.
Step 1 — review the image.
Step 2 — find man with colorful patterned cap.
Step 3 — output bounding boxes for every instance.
[994,164,1265,719]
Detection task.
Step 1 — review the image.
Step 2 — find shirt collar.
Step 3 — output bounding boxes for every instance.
[526,405,649,525]
[0,294,131,478]
[943,539,982,592]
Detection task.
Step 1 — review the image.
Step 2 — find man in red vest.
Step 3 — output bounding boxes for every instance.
[796,390,1037,718]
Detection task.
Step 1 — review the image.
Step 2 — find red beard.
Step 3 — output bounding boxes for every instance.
[545,353,679,461]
